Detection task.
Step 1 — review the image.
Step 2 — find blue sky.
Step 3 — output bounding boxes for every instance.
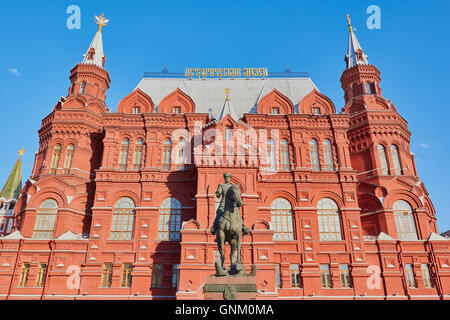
[0,0,449,231]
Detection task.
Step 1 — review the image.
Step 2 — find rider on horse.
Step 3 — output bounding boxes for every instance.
[210,173,250,236]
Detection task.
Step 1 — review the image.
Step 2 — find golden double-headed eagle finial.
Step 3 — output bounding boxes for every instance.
[18,147,25,157]
[225,88,230,101]
[95,13,109,32]
[346,14,353,33]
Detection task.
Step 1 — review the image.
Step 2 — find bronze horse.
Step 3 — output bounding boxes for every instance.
[215,184,247,272]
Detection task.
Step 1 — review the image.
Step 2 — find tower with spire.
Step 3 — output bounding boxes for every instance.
[340,14,382,109]
[18,15,112,239]
[65,13,111,112]
[0,148,24,236]
[342,15,436,240]
[216,88,239,121]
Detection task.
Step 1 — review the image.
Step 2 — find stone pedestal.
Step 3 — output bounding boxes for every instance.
[203,275,257,300]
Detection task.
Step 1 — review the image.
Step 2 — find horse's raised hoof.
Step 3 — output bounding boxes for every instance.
[214,261,229,276]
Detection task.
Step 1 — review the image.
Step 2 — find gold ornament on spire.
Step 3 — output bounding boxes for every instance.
[95,13,109,32]
[225,88,230,101]
[18,147,25,157]
[346,14,353,33]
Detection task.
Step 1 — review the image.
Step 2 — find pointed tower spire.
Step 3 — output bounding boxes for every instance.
[341,14,382,106]
[0,148,24,200]
[345,14,369,69]
[66,13,111,108]
[81,14,109,69]
[217,88,239,121]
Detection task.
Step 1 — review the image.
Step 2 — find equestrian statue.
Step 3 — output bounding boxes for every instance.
[210,173,255,276]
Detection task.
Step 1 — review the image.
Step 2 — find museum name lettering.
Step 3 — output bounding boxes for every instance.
[185,67,268,78]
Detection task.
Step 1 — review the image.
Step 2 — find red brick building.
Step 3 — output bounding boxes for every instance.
[0,16,449,300]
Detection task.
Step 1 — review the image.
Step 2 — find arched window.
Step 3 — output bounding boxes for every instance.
[266,139,276,168]
[393,200,418,240]
[280,139,290,170]
[162,139,172,170]
[171,264,180,289]
[224,127,232,141]
[271,198,294,241]
[175,139,186,170]
[317,198,342,241]
[33,199,58,238]
[80,82,86,94]
[172,106,181,114]
[158,198,181,241]
[62,144,75,174]
[309,139,320,171]
[133,139,144,170]
[323,139,334,171]
[119,139,130,170]
[50,144,62,174]
[377,144,389,175]
[365,83,372,94]
[132,106,141,114]
[390,145,402,175]
[110,197,135,240]
[312,107,321,115]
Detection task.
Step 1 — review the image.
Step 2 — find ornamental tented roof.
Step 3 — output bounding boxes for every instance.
[0,156,22,200]
[81,30,105,69]
[217,98,239,121]
[346,29,369,69]
[135,77,318,120]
